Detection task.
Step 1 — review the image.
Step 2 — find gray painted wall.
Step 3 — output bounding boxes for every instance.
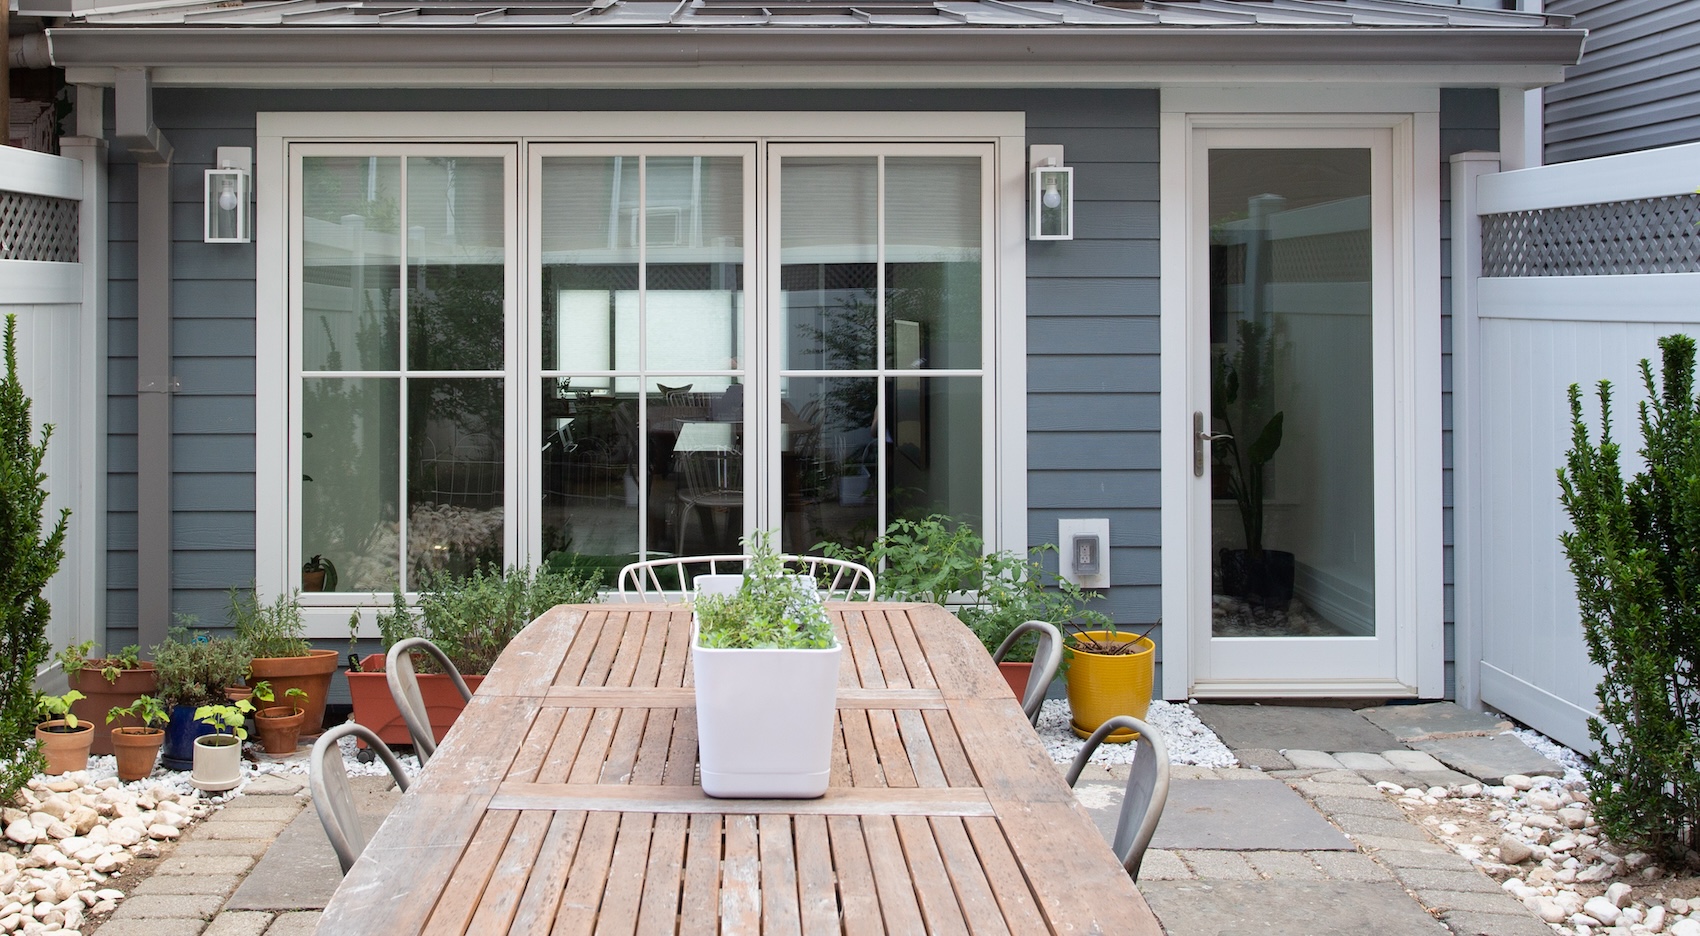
[1545,0,1700,162]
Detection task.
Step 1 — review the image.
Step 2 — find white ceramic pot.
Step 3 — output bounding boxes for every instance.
[692,620,841,798]
[190,734,243,792]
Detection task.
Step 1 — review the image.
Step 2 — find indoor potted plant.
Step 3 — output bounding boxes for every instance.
[190,697,253,792]
[58,641,158,756]
[1210,319,1293,608]
[152,625,252,771]
[34,690,93,775]
[346,563,599,748]
[1062,622,1158,743]
[693,532,840,798]
[250,681,308,755]
[106,695,168,782]
[301,554,338,593]
[231,587,339,738]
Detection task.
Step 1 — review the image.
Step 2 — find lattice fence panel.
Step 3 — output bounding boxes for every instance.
[0,193,79,263]
[1481,193,1700,276]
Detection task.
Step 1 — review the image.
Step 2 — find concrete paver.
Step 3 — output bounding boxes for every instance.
[1368,848,1482,872]
[203,911,273,936]
[1310,794,1408,820]
[1193,703,1401,753]
[1415,889,1535,915]
[1389,867,1508,894]
[154,854,259,876]
[89,919,209,936]
[263,911,324,935]
[107,894,227,919]
[1245,850,1328,880]
[1335,752,1395,770]
[1357,703,1509,741]
[172,839,278,858]
[1138,848,1192,880]
[1150,778,1353,851]
[1441,910,1561,936]
[133,872,246,897]
[1409,735,1563,783]
[1233,747,1292,770]
[1175,849,1261,879]
[1140,880,1452,936]
[1284,749,1345,769]
[1307,850,1394,882]
[1383,749,1448,772]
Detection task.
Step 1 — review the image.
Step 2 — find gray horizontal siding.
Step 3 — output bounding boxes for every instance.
[1545,0,1700,161]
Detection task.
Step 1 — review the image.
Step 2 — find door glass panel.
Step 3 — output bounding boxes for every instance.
[540,376,638,581]
[1208,148,1373,638]
[406,157,506,372]
[663,377,745,555]
[408,377,505,588]
[302,157,400,372]
[782,376,878,554]
[884,157,981,370]
[646,156,745,376]
[782,156,877,372]
[302,377,400,591]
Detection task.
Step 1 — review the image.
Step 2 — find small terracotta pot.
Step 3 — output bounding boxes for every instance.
[302,569,327,592]
[254,706,306,756]
[35,720,94,775]
[247,650,339,739]
[110,727,165,782]
[998,661,1033,702]
[224,686,254,703]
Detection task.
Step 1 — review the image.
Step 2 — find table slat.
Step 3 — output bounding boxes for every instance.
[421,809,519,936]
[962,816,1048,933]
[862,814,927,932]
[931,816,1013,936]
[826,815,884,936]
[678,814,721,936]
[794,814,839,936]
[505,810,587,935]
[896,814,971,936]
[594,811,653,932]
[490,781,994,816]
[550,810,620,936]
[759,814,803,933]
[541,685,948,708]
[720,814,761,933]
[462,810,552,936]
[634,813,688,936]
[867,610,912,689]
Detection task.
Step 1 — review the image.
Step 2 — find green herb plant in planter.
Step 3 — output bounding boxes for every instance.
[230,587,338,738]
[58,641,158,756]
[34,690,92,775]
[251,681,309,756]
[190,698,253,792]
[693,531,840,798]
[107,695,168,782]
[152,626,252,771]
[347,564,600,750]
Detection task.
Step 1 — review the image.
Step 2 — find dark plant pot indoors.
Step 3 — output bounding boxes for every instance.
[1218,548,1296,609]
[162,704,218,771]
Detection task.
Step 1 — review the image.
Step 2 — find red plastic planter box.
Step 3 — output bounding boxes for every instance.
[345,653,485,748]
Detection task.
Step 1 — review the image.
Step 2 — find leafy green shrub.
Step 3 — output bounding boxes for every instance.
[152,626,252,711]
[823,515,1111,662]
[229,587,310,659]
[0,315,70,794]
[1559,333,1700,865]
[57,641,143,683]
[369,564,601,675]
[696,532,834,650]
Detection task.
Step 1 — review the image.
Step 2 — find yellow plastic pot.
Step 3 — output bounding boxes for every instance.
[1064,631,1155,743]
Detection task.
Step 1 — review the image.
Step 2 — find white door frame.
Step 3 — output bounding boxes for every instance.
[1158,94,1444,700]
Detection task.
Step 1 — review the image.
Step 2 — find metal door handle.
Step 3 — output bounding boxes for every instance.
[1193,411,1230,477]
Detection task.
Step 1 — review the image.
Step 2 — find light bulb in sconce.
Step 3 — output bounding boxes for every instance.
[1042,181,1062,210]
[218,186,238,212]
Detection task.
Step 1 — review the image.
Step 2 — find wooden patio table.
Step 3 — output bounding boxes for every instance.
[319,602,1163,934]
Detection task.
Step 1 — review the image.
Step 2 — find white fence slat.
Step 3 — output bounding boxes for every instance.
[0,148,82,201]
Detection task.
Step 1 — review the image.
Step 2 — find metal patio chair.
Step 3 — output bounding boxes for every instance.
[1065,714,1171,881]
[310,723,411,876]
[386,637,474,765]
[992,619,1064,726]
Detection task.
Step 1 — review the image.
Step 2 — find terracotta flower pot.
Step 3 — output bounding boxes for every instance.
[224,686,254,703]
[110,727,165,782]
[254,706,306,756]
[191,735,243,792]
[247,649,339,738]
[35,719,94,775]
[1064,631,1155,743]
[345,653,484,748]
[67,663,158,756]
[998,661,1033,702]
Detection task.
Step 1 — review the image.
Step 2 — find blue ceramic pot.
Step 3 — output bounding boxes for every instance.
[161,705,217,771]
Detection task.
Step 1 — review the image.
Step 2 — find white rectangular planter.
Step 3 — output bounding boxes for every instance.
[692,619,842,798]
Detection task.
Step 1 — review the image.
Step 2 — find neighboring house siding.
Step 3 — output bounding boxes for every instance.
[1439,88,1501,700]
[114,88,1159,649]
[1545,0,1700,162]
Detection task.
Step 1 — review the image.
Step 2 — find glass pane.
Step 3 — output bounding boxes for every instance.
[885,157,981,370]
[782,157,877,371]
[407,377,505,587]
[782,376,879,554]
[302,377,400,592]
[652,378,744,555]
[646,157,745,376]
[886,375,981,526]
[1208,148,1374,638]
[541,157,640,377]
[540,377,638,585]
[407,157,505,371]
[302,157,400,372]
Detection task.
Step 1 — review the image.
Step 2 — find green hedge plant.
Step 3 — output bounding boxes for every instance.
[1558,333,1700,865]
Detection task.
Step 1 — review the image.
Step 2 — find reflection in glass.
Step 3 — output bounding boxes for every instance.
[540,377,638,583]
[302,157,400,372]
[663,377,745,555]
[407,157,505,372]
[302,377,400,591]
[407,377,505,588]
[886,375,981,526]
[541,157,640,381]
[885,157,981,370]
[782,157,877,372]
[1208,148,1373,638]
[646,157,744,381]
[781,376,878,555]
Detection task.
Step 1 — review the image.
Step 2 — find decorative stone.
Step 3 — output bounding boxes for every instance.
[1504,774,1536,791]
[1558,808,1589,829]
[1605,882,1632,908]
[1577,863,1617,883]
[41,781,75,795]
[89,891,120,904]
[144,824,178,841]
[2,826,32,848]
[1669,919,1700,936]
[1644,906,1666,932]
[103,826,138,848]
[1498,836,1534,864]
[1527,896,1570,924]
[1584,896,1622,926]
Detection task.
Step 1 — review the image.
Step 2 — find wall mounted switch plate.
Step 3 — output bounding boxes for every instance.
[1057,518,1110,589]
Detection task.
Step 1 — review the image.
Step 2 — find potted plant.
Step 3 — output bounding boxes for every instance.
[301,554,337,593]
[107,695,168,782]
[152,625,252,771]
[231,587,339,738]
[346,564,599,748]
[34,690,93,775]
[1063,623,1158,743]
[1211,319,1293,608]
[250,681,308,755]
[693,532,840,798]
[58,641,158,756]
[190,698,253,792]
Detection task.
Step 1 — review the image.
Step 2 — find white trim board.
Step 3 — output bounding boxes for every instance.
[0,262,82,305]
[256,111,1023,141]
[1478,141,1700,214]
[1478,274,1700,323]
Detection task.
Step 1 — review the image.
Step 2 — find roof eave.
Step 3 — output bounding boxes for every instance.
[47,25,1587,70]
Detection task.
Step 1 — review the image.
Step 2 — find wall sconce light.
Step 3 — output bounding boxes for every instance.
[204,146,252,244]
[1029,144,1073,241]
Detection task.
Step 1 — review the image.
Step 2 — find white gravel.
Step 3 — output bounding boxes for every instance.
[1506,723,1589,786]
[1035,699,1238,768]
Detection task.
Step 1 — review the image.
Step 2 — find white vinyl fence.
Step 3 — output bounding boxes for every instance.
[0,145,96,665]
[1452,143,1700,753]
